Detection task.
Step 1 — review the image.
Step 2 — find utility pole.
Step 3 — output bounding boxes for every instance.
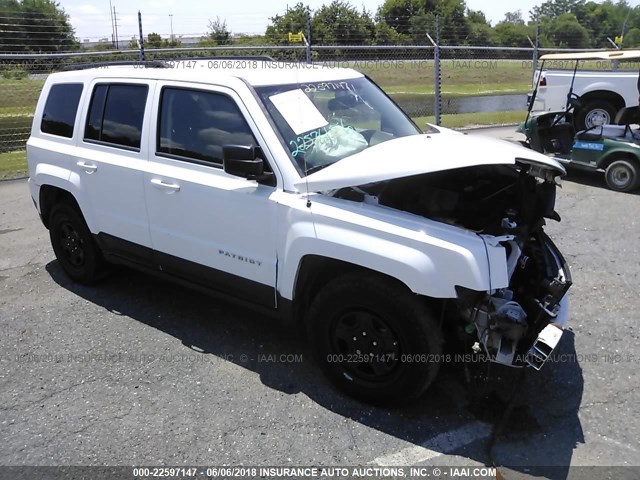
[427,16,441,126]
[305,7,311,64]
[138,10,145,61]
[109,0,115,47]
[113,6,120,49]
[169,14,174,42]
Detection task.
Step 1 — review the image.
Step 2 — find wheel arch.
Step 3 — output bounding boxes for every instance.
[578,90,625,115]
[599,149,640,171]
[39,185,82,229]
[291,255,416,327]
[278,226,505,324]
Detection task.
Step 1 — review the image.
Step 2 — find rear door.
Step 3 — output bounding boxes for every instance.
[73,80,155,264]
[143,83,278,307]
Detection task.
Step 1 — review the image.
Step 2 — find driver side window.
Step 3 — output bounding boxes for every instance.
[157,87,256,165]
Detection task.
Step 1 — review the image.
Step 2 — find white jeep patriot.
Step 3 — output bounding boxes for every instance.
[27,60,571,405]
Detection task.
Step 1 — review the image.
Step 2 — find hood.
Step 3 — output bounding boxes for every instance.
[294,133,565,192]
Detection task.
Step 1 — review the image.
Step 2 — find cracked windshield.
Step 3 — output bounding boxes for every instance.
[255,77,421,174]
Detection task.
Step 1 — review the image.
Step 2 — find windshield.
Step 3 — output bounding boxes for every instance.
[254,77,421,175]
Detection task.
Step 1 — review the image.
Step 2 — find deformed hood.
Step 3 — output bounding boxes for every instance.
[294,133,565,192]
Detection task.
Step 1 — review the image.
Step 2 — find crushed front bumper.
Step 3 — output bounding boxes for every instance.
[469,233,572,370]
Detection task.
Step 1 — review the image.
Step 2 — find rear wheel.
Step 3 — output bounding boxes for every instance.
[575,100,616,131]
[49,202,106,284]
[605,159,640,193]
[308,274,443,406]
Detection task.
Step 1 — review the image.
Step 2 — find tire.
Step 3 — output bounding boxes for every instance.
[575,100,616,131]
[605,159,640,193]
[49,202,106,284]
[308,274,443,406]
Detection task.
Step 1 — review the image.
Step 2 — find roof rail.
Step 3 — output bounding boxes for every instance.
[59,56,277,72]
[61,60,169,71]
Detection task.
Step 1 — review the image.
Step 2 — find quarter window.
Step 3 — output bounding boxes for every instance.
[84,84,148,149]
[41,83,83,138]
[157,87,256,164]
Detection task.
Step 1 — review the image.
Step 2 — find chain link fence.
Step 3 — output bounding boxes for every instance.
[1,27,637,163]
[0,47,302,160]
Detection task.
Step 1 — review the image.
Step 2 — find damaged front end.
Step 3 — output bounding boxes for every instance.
[332,158,572,370]
[458,231,571,370]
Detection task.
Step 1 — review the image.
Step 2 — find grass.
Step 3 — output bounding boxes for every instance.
[359,60,533,96]
[0,78,44,112]
[0,150,27,180]
[0,60,532,120]
[0,115,33,157]
[386,83,528,96]
[412,110,526,129]
[0,106,35,116]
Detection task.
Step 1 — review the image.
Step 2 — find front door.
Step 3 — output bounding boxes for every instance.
[143,83,278,307]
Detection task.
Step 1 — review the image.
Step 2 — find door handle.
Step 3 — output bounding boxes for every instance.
[77,161,97,173]
[150,178,180,193]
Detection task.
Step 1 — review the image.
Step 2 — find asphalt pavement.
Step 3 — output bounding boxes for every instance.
[1,127,639,479]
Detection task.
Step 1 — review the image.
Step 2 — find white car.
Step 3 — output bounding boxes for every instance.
[27,60,572,405]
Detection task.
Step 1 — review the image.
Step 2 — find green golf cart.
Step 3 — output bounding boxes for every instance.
[518,50,640,192]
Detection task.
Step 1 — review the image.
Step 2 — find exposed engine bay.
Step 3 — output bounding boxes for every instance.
[331,162,572,369]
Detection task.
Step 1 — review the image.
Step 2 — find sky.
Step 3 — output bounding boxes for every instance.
[59,0,640,42]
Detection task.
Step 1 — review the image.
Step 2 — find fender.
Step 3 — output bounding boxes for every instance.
[276,194,510,300]
[579,83,630,106]
[599,143,640,169]
[32,162,71,192]
[28,136,97,231]
[31,165,96,231]
[31,163,68,217]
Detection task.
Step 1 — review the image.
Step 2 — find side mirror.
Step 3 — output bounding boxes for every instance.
[223,144,264,178]
[222,144,275,186]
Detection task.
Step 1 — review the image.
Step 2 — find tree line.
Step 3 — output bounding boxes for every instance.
[0,0,76,52]
[255,0,639,49]
[1,0,639,54]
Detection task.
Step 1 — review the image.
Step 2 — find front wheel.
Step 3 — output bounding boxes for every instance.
[49,202,106,284]
[308,274,443,406]
[605,159,640,193]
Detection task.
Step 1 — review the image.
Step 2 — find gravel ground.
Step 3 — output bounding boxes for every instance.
[1,135,639,479]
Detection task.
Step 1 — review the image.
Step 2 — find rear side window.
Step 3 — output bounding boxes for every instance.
[41,83,83,138]
[157,87,256,164]
[84,84,148,150]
